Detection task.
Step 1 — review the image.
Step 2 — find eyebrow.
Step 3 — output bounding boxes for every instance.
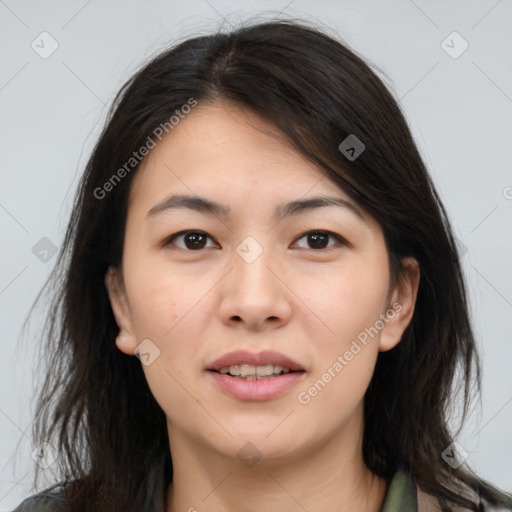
[146,193,366,223]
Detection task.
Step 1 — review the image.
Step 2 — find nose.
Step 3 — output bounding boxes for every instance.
[218,240,293,331]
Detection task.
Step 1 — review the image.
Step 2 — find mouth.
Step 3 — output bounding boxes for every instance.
[206,368,306,401]
[206,350,306,400]
[208,364,304,380]
[207,349,305,373]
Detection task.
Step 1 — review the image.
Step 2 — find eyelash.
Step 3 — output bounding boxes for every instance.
[163,230,346,251]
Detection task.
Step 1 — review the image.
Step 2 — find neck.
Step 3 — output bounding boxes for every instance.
[164,406,388,512]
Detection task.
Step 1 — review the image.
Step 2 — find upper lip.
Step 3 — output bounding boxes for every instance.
[208,350,305,372]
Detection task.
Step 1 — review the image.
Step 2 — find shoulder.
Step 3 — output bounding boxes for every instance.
[385,468,512,512]
[417,480,512,512]
[10,488,66,512]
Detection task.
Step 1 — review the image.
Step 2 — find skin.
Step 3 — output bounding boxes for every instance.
[105,100,420,512]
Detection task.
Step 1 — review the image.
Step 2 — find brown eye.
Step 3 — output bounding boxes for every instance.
[293,231,344,250]
[165,231,216,250]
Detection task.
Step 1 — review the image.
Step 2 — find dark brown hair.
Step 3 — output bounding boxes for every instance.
[19,17,512,512]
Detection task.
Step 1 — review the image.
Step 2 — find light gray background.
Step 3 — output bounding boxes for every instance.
[1,0,511,509]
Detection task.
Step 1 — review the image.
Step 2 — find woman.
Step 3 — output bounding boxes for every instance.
[12,18,512,512]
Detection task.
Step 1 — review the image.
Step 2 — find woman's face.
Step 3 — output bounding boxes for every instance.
[106,100,419,465]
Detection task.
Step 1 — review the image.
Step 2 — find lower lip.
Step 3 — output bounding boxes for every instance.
[206,371,306,401]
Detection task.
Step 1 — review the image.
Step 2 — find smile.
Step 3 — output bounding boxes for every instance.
[207,367,306,400]
[218,364,293,379]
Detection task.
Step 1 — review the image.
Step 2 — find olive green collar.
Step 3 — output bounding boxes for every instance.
[380,469,418,512]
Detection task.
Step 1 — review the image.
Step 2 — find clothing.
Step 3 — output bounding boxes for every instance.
[381,469,512,512]
[10,463,512,512]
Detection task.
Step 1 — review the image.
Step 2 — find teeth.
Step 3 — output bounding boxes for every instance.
[256,364,274,376]
[218,364,293,378]
[240,364,255,377]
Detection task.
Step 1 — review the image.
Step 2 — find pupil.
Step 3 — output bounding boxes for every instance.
[309,232,328,249]
[185,232,206,250]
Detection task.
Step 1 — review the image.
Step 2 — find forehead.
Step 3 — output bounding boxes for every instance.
[126,100,374,227]
[137,100,315,177]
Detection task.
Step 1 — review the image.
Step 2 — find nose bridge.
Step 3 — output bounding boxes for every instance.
[219,233,291,328]
[232,234,276,296]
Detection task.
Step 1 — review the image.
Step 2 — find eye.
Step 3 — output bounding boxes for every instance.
[164,230,218,250]
[292,230,345,250]
[163,229,345,251]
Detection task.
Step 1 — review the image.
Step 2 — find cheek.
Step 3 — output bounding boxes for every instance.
[308,254,390,348]
[298,266,387,418]
[124,261,209,418]
[122,254,219,396]
[124,252,208,339]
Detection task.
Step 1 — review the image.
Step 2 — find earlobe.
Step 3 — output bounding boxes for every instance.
[104,266,138,355]
[115,330,136,355]
[379,257,420,352]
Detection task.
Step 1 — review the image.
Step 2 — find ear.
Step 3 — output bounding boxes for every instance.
[379,257,420,352]
[104,266,138,355]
